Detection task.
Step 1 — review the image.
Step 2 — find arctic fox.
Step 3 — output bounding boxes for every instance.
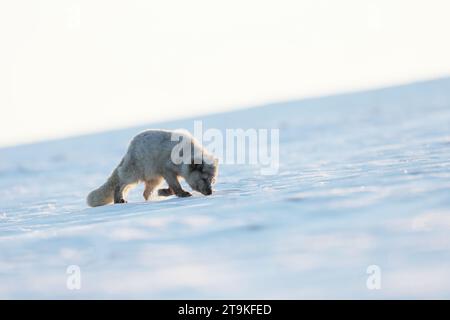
[87,129,218,207]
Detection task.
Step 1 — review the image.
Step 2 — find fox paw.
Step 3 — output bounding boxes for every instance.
[158,188,174,197]
[177,191,192,198]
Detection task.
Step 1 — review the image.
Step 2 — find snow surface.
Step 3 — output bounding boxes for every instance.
[1,78,450,299]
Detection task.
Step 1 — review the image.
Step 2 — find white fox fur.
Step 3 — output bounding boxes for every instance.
[87,129,218,207]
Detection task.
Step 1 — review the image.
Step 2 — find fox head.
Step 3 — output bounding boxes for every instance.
[184,158,218,196]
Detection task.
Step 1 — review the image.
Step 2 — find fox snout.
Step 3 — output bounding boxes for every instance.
[202,187,212,196]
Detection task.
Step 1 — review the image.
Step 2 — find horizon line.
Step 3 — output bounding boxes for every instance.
[2,74,449,151]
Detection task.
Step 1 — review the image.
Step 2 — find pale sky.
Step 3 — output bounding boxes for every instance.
[1,0,450,147]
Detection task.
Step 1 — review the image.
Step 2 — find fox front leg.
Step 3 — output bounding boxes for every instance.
[163,172,192,198]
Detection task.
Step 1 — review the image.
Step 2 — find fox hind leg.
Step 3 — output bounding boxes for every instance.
[114,181,138,204]
[114,184,128,204]
[113,156,143,204]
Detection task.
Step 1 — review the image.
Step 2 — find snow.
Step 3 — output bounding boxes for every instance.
[1,78,450,298]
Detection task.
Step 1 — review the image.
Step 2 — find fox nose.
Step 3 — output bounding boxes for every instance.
[205,189,212,195]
